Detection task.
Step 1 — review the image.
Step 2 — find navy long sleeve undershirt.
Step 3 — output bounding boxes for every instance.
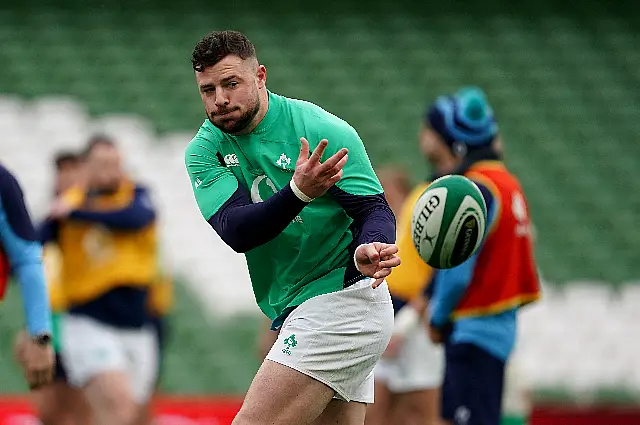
[208,183,397,277]
[329,186,396,284]
[208,183,306,253]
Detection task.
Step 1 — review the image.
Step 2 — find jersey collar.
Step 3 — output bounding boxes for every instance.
[251,90,283,134]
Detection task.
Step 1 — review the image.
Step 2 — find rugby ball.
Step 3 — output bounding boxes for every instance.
[411,175,487,269]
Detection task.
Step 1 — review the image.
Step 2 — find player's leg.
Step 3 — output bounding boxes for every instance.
[235,279,394,425]
[364,382,393,425]
[30,382,72,425]
[391,389,441,425]
[129,320,163,425]
[312,370,372,425]
[365,361,395,425]
[133,316,166,425]
[60,314,139,425]
[135,393,155,425]
[83,372,138,425]
[119,324,160,425]
[441,342,505,425]
[14,331,80,425]
[313,400,367,425]
[233,359,336,425]
[31,380,91,425]
[41,353,91,425]
[388,325,445,425]
[70,384,92,425]
[471,344,506,425]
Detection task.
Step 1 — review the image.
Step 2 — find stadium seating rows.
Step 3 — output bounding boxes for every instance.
[0,2,639,282]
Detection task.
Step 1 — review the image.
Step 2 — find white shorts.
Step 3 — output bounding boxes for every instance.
[266,279,394,403]
[60,313,158,403]
[374,322,444,393]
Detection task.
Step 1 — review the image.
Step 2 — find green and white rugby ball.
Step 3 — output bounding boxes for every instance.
[411,175,488,269]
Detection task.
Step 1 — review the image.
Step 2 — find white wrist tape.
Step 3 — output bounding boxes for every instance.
[289,179,313,203]
[393,305,421,338]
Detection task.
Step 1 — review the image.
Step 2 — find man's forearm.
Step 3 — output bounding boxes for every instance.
[208,183,306,253]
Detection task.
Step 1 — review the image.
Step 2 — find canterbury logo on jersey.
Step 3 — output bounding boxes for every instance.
[224,154,240,167]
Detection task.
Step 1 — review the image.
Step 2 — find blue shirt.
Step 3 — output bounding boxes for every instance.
[429,181,517,361]
[0,164,51,336]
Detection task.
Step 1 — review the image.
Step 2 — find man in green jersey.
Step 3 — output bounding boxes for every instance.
[185,31,400,425]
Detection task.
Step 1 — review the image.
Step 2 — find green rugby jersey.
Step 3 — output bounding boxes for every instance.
[185,91,383,320]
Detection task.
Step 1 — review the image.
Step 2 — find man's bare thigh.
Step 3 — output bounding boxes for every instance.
[232,360,336,425]
[313,399,367,425]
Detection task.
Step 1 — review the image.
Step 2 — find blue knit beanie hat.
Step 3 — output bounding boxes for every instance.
[426,86,498,153]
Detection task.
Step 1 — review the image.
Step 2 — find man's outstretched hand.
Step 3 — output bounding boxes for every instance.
[291,138,348,201]
[355,242,401,288]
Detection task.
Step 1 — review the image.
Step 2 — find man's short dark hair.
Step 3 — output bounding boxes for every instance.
[82,134,116,158]
[192,30,256,72]
[54,151,79,170]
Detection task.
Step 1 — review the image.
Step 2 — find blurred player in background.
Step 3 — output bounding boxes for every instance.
[139,270,174,425]
[366,168,444,425]
[422,87,540,425]
[40,136,160,425]
[14,151,92,425]
[0,163,54,389]
[186,30,400,425]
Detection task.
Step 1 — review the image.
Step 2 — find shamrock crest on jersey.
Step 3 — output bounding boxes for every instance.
[282,333,297,356]
[276,153,292,170]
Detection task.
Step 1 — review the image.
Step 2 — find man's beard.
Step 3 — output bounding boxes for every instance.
[208,97,261,135]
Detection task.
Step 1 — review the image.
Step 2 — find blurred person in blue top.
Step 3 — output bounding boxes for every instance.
[422,87,540,425]
[0,163,54,389]
[40,136,160,425]
[14,151,92,425]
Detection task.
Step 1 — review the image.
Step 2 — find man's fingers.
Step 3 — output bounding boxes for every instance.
[308,139,329,164]
[371,278,385,289]
[379,256,401,269]
[326,170,344,187]
[362,243,380,264]
[324,154,348,178]
[298,138,310,163]
[373,268,392,279]
[319,148,348,173]
[379,244,399,257]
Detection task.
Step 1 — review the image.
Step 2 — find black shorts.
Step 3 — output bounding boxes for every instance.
[441,342,506,425]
